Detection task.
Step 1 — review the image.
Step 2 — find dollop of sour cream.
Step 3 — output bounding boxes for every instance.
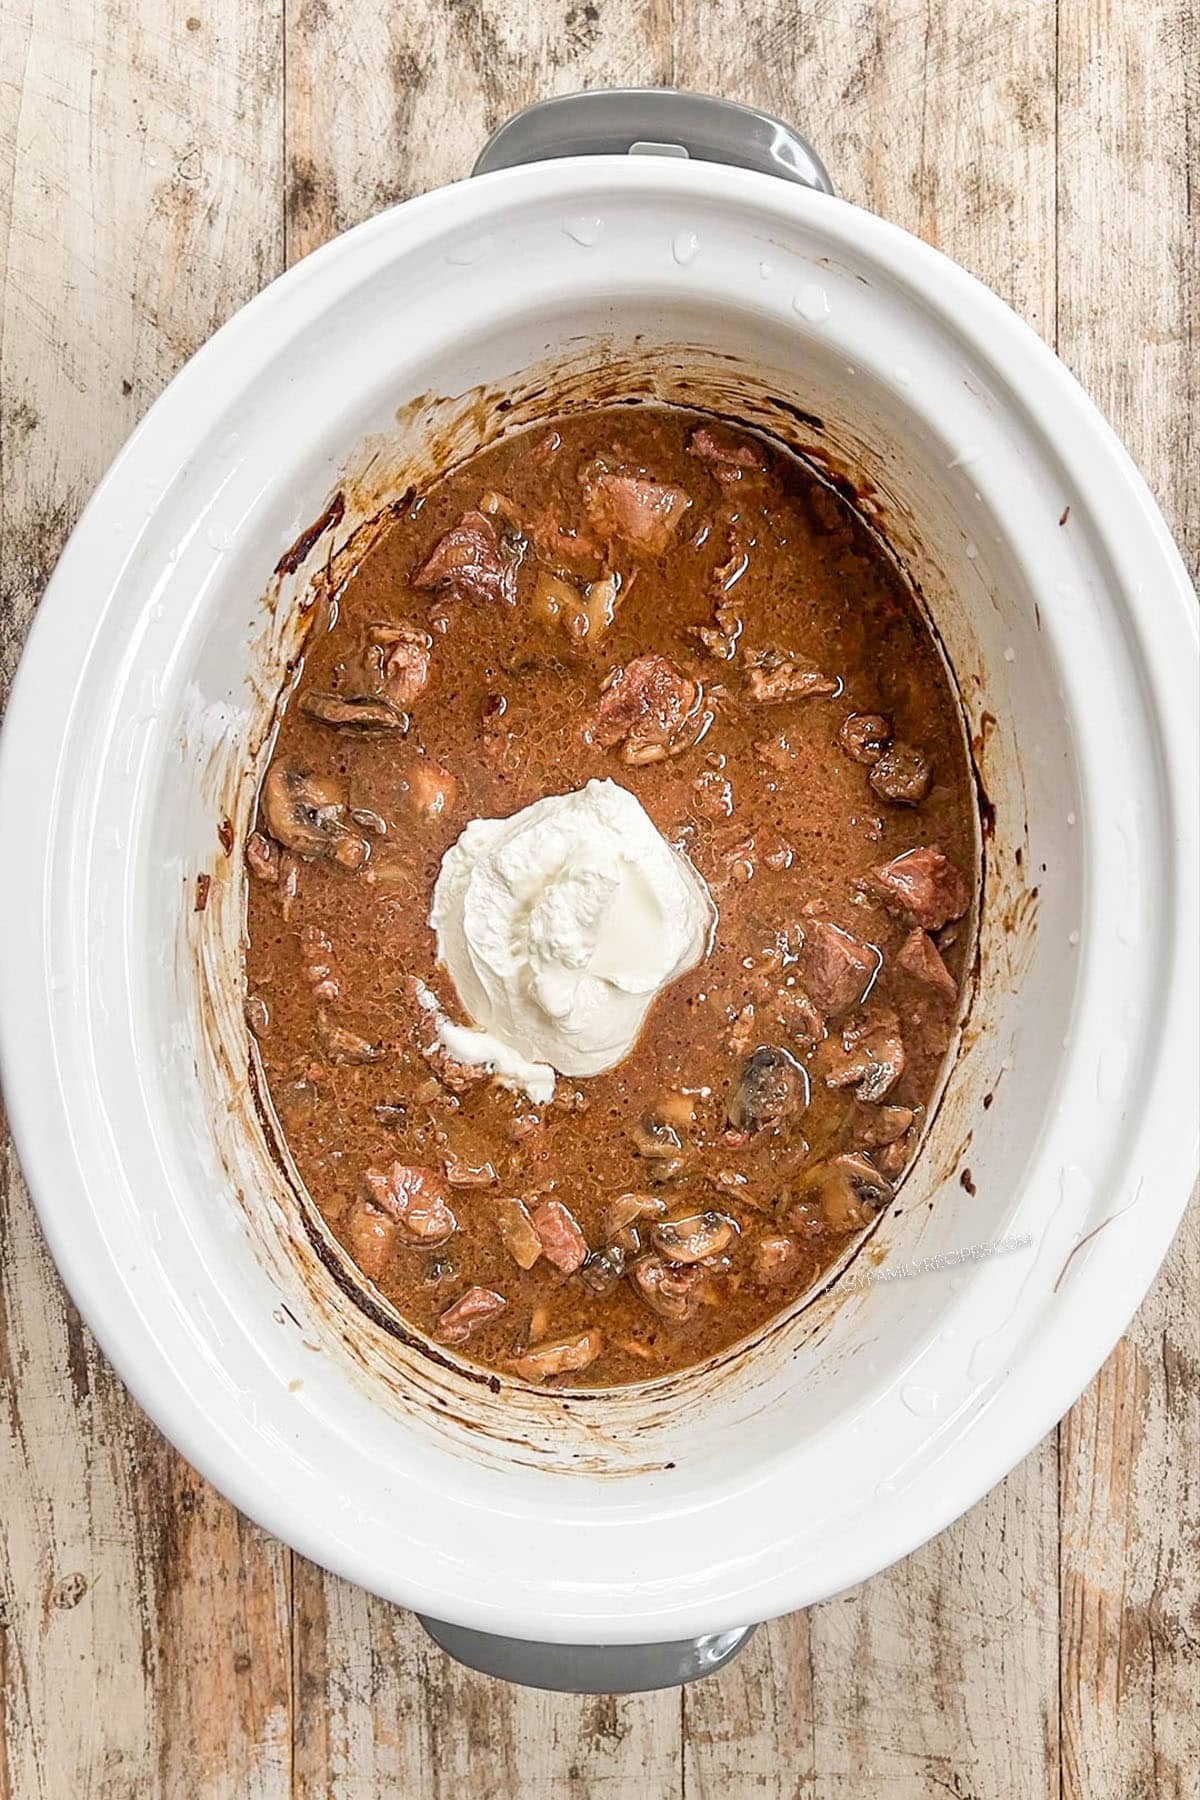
[429,779,715,1103]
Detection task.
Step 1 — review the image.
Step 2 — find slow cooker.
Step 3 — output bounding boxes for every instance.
[1,90,1196,1692]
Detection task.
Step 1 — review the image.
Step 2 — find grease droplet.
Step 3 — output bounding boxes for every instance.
[901,1383,940,1417]
[564,216,604,247]
[672,229,699,265]
[793,282,830,323]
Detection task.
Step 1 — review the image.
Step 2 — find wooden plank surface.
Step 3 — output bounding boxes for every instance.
[1,1,1196,1795]
[0,5,291,1800]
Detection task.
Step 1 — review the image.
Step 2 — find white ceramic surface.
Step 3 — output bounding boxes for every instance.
[0,156,1196,1645]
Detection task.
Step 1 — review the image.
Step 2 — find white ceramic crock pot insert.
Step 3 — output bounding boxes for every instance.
[1,150,1196,1649]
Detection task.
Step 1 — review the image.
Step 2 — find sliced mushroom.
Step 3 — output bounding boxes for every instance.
[654,1090,697,1131]
[602,1193,667,1245]
[443,1153,497,1188]
[511,1329,604,1381]
[777,984,826,1048]
[261,765,368,867]
[299,691,409,732]
[877,1130,917,1178]
[632,1114,688,1180]
[530,567,583,629]
[727,1045,807,1134]
[423,1250,457,1288]
[629,1255,706,1322]
[582,572,621,640]
[651,1209,739,1265]
[578,1245,628,1295]
[495,1196,543,1271]
[795,1154,892,1233]
[818,1010,906,1103]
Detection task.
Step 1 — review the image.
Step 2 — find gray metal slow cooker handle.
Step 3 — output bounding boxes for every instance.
[415,86,827,1702]
[418,1616,758,1694]
[473,87,834,194]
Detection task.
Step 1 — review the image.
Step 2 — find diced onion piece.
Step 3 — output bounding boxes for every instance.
[496,1196,543,1270]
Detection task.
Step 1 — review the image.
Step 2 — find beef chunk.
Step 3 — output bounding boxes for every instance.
[746,651,839,704]
[837,712,892,765]
[869,742,932,805]
[531,1198,589,1273]
[412,510,518,605]
[436,1286,507,1345]
[368,621,432,705]
[245,831,279,882]
[362,1163,457,1243]
[860,845,970,930]
[512,1329,604,1380]
[317,1011,385,1065]
[896,928,958,999]
[687,423,768,482]
[341,1198,396,1283]
[752,1235,802,1286]
[593,653,700,764]
[853,1103,915,1148]
[775,983,825,1047]
[798,919,879,1015]
[580,460,690,555]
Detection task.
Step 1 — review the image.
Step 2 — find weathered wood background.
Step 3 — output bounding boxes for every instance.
[1,1,1196,1794]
